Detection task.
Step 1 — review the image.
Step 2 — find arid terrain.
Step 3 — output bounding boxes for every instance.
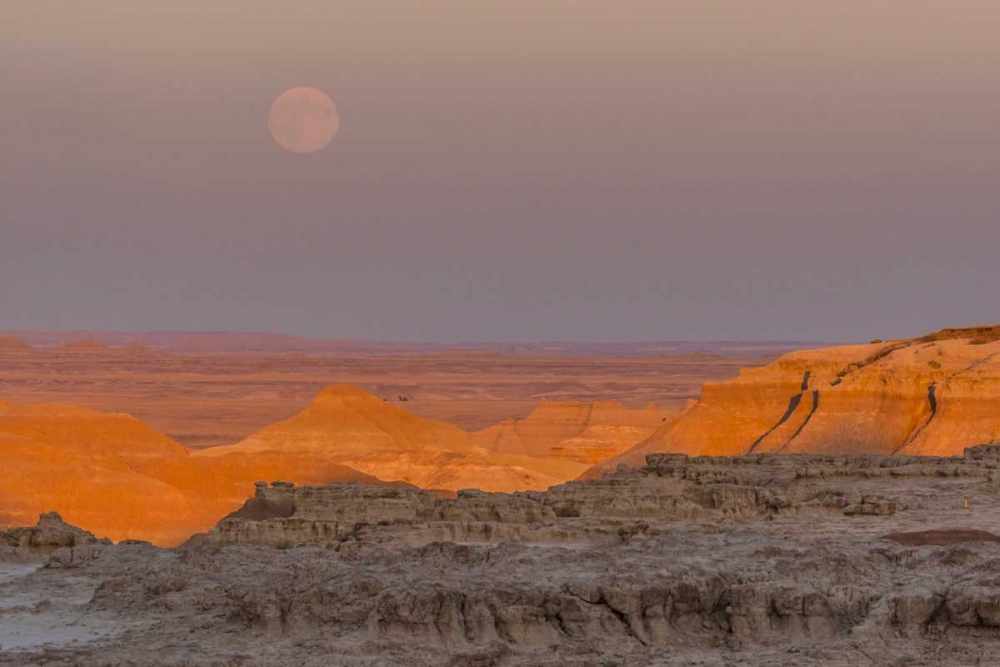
[0,333,797,546]
[0,332,794,447]
[5,446,1000,666]
[587,326,1000,477]
[4,327,1000,665]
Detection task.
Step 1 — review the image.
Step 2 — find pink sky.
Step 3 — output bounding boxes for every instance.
[2,1,999,341]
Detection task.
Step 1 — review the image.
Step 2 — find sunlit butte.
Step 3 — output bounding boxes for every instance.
[2,2,999,663]
[267,87,340,154]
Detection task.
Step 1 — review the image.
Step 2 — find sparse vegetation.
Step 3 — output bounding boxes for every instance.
[553,504,581,518]
[870,339,883,344]
[919,325,1000,345]
[928,360,942,370]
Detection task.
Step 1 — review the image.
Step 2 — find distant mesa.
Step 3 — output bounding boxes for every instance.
[120,339,154,355]
[582,324,1000,479]
[0,335,32,350]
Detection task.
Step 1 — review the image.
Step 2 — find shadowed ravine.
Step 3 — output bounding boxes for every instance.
[894,383,938,454]
[745,371,810,454]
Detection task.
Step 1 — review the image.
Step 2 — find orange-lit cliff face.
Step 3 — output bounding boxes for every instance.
[585,328,1000,478]
[11,327,1000,545]
[472,399,678,464]
[0,402,203,545]
[0,399,401,546]
[195,385,589,493]
[0,387,593,545]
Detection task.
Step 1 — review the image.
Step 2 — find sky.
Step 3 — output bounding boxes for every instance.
[2,1,998,343]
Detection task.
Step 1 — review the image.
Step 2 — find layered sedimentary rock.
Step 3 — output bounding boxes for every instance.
[6,448,1000,665]
[586,327,1000,477]
[0,387,590,545]
[0,403,209,545]
[472,399,678,464]
[197,385,588,493]
[0,511,109,565]
[0,399,420,545]
[198,447,999,552]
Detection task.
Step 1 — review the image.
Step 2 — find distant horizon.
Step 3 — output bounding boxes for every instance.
[2,327,842,347]
[7,321,1000,347]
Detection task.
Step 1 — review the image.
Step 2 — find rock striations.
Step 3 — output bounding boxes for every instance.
[472,398,678,463]
[196,385,588,493]
[0,394,428,545]
[6,447,1000,665]
[0,387,590,545]
[585,326,1000,477]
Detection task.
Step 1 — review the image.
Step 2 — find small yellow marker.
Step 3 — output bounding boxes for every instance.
[963,494,969,509]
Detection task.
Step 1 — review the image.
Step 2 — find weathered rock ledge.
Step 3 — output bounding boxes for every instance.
[7,447,1000,666]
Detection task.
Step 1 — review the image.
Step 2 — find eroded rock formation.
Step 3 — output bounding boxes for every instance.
[586,326,1000,477]
[0,512,109,565]
[472,398,678,463]
[0,397,430,545]
[196,385,589,492]
[0,387,591,545]
[5,447,1000,665]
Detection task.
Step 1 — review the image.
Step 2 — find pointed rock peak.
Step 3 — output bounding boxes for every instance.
[310,384,384,408]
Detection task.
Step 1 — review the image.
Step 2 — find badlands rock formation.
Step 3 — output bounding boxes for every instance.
[0,401,208,544]
[0,512,108,564]
[198,385,588,492]
[472,399,678,463]
[0,397,422,545]
[6,447,1000,665]
[587,326,1000,476]
[0,387,590,545]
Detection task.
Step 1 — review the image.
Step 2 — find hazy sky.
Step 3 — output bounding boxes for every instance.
[2,1,998,342]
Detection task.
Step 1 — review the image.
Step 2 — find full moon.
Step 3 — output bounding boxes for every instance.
[268,87,340,154]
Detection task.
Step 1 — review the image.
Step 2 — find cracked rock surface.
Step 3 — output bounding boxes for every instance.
[5,447,1000,665]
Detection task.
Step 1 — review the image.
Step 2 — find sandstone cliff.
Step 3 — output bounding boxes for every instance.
[585,326,1000,477]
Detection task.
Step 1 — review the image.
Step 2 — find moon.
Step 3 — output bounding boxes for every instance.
[268,87,340,154]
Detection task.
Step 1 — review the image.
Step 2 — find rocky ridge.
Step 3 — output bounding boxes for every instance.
[0,387,592,545]
[472,399,679,464]
[196,384,589,492]
[587,326,1000,477]
[6,447,1000,664]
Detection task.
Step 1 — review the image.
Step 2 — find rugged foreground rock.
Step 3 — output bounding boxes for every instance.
[6,447,1000,665]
